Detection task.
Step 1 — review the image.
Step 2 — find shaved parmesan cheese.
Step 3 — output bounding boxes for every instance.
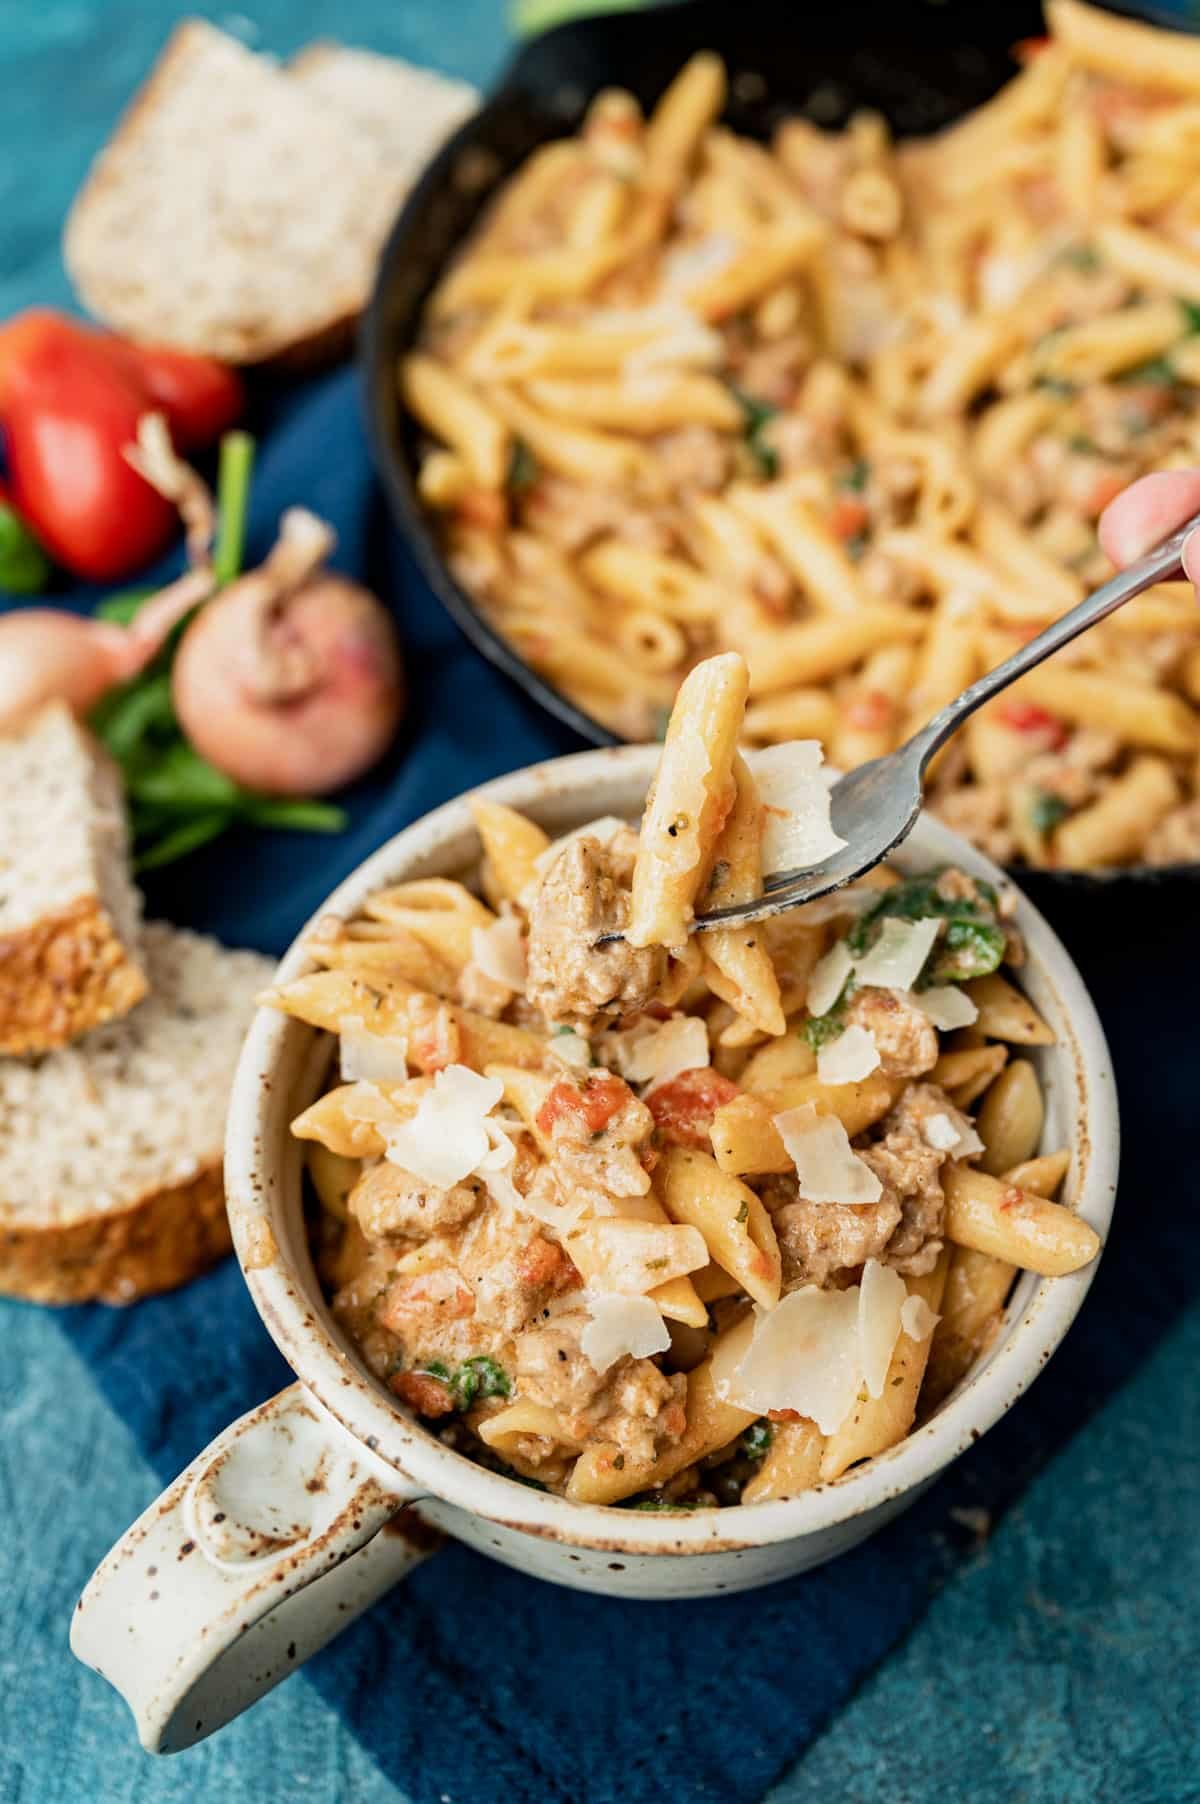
[383,1064,503,1190]
[807,940,855,1019]
[549,1028,592,1072]
[613,1014,710,1091]
[580,1293,671,1372]
[904,985,978,1031]
[817,1023,880,1085]
[773,1102,882,1205]
[469,916,527,992]
[900,1293,939,1342]
[566,1217,708,1295]
[858,1259,906,1398]
[728,1287,862,1434]
[750,743,846,877]
[852,916,939,992]
[339,1024,408,1086]
[922,1109,985,1161]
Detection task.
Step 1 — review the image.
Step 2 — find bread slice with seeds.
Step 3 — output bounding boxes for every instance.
[64,20,477,366]
[0,705,147,1055]
[0,922,273,1304]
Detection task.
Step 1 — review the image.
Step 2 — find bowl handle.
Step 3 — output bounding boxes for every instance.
[70,1382,433,1751]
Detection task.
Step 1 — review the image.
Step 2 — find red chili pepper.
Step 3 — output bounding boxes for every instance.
[3,321,177,581]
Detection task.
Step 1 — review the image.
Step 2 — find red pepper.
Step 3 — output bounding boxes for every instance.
[3,320,177,581]
[97,337,243,450]
[0,309,243,449]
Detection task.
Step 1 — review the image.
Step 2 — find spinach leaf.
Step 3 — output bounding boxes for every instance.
[507,436,539,493]
[454,1356,512,1408]
[1179,298,1200,335]
[927,918,1006,984]
[729,385,780,478]
[739,1421,773,1461]
[1028,789,1070,836]
[848,870,1005,986]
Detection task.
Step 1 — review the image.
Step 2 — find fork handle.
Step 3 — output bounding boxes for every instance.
[913,507,1200,767]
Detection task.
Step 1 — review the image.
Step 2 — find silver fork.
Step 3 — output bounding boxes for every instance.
[690,509,1200,932]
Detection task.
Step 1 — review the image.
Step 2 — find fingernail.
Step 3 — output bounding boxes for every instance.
[1184,527,1200,589]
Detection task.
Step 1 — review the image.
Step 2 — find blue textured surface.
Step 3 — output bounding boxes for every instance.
[2,5,1200,1803]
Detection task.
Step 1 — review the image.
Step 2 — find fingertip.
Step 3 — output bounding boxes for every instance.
[1098,470,1200,568]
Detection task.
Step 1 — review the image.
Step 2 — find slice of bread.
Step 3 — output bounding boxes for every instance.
[0,922,273,1304]
[290,43,476,189]
[64,20,477,366]
[0,705,147,1055]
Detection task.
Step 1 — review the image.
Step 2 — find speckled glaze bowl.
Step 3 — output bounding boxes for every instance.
[72,746,1118,1753]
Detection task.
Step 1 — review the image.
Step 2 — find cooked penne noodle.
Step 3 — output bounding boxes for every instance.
[741,1417,825,1502]
[942,1165,1101,1276]
[820,1251,950,1479]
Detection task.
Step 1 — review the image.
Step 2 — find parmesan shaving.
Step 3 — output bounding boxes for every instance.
[806,940,855,1019]
[900,1293,939,1342]
[549,1028,592,1072]
[580,1292,671,1372]
[858,1258,906,1398]
[338,1023,408,1086]
[750,743,846,877]
[772,1102,883,1204]
[612,1014,710,1091]
[922,1109,985,1160]
[851,916,940,991]
[382,1064,503,1190]
[728,1287,862,1434]
[903,984,978,1030]
[817,1023,880,1085]
[468,916,527,993]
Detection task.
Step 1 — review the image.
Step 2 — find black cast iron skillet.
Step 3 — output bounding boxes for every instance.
[361,0,1200,892]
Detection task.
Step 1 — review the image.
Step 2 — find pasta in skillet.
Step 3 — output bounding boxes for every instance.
[266,653,1100,1510]
[404,0,1200,871]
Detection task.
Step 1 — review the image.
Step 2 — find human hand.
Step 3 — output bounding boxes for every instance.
[1098,470,1200,582]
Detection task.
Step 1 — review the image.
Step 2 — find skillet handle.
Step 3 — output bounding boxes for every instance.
[70,1383,433,1752]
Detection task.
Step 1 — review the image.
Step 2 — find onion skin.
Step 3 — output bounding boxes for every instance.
[171,574,405,796]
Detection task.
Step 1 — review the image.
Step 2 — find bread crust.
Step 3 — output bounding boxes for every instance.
[0,1162,231,1305]
[62,20,377,366]
[0,894,147,1055]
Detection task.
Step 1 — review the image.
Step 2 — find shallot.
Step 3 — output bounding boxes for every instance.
[170,509,405,796]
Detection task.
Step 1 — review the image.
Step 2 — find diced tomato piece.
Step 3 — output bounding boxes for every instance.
[646,1068,740,1149]
[456,487,509,532]
[768,1408,803,1423]
[380,1273,475,1330]
[1012,34,1050,61]
[829,494,870,541]
[996,700,1069,750]
[842,688,892,733]
[388,1371,457,1417]
[516,1234,581,1293]
[536,1072,632,1136]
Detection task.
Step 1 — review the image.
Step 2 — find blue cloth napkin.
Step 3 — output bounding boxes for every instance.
[15,368,1195,1803]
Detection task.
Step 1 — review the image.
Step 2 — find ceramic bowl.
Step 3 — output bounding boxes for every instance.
[72,746,1118,1751]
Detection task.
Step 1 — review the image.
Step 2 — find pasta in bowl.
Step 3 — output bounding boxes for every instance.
[397,0,1200,874]
[262,653,1111,1513]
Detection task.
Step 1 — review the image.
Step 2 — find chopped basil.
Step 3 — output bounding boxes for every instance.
[1066,434,1099,455]
[739,1421,773,1461]
[1179,298,1200,335]
[927,918,1007,985]
[1058,244,1102,273]
[417,1355,511,1410]
[848,870,1005,987]
[729,385,780,479]
[838,457,870,492]
[507,436,539,492]
[803,1008,848,1052]
[1028,790,1070,836]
